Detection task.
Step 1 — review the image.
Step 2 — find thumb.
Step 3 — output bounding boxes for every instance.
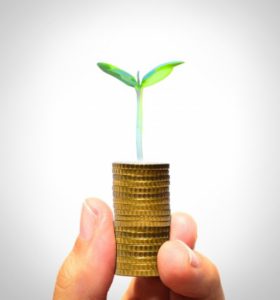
[53,198,116,300]
[158,240,224,299]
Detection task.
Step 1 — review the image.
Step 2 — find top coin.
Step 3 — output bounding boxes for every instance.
[113,163,169,170]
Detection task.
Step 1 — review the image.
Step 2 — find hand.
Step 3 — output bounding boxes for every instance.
[53,198,224,300]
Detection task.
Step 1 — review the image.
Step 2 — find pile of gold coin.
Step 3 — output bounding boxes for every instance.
[112,163,171,276]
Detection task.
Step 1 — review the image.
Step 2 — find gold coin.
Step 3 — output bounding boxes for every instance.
[113,163,169,170]
[114,195,169,200]
[115,230,169,236]
[113,163,168,167]
[115,218,170,224]
[117,250,159,257]
[114,193,169,199]
[116,236,168,244]
[113,197,169,201]
[117,254,157,263]
[113,174,170,181]
[114,208,170,213]
[115,232,169,239]
[116,258,157,265]
[115,214,170,220]
[113,165,169,171]
[113,179,170,188]
[117,243,161,251]
[114,207,170,213]
[113,174,170,182]
[115,269,159,277]
[114,225,170,232]
[113,191,169,198]
[113,191,169,196]
[114,228,169,235]
[116,241,166,247]
[116,258,158,264]
[115,215,171,221]
[115,219,170,225]
[113,185,169,193]
[113,195,169,202]
[116,262,157,269]
[115,236,168,243]
[113,168,169,175]
[114,178,169,182]
[113,197,169,205]
[114,206,170,211]
[113,184,169,190]
[115,209,170,216]
[114,220,171,227]
[114,230,169,237]
[117,254,157,260]
[116,262,158,269]
[114,201,170,207]
[114,203,170,209]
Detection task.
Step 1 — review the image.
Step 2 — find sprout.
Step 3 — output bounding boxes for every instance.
[97,61,184,161]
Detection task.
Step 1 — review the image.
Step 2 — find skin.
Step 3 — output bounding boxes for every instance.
[53,198,225,300]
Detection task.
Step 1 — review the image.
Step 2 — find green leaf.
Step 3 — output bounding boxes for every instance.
[97,62,137,88]
[141,61,184,88]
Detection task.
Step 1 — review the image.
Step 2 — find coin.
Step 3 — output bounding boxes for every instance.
[115,205,168,210]
[116,236,168,244]
[114,203,170,210]
[113,163,169,169]
[113,186,169,194]
[117,243,161,251]
[113,168,169,176]
[115,216,171,223]
[114,225,170,233]
[114,229,169,237]
[112,165,169,174]
[116,237,169,242]
[114,220,171,227]
[113,197,170,205]
[115,209,170,216]
[114,193,169,199]
[116,256,157,263]
[116,261,158,268]
[114,231,169,237]
[113,190,169,196]
[113,174,170,181]
[116,262,158,269]
[117,250,159,257]
[113,179,170,188]
[115,269,159,277]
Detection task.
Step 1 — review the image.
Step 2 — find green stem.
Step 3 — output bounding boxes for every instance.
[136,88,143,161]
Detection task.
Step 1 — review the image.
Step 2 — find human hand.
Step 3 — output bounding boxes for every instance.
[53,198,224,300]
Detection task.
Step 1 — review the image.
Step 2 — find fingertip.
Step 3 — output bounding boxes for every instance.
[170,212,198,248]
[158,240,198,287]
[158,240,222,298]
[84,197,114,222]
[82,197,115,271]
[76,197,114,247]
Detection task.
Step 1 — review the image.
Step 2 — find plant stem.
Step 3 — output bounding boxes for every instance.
[136,88,143,161]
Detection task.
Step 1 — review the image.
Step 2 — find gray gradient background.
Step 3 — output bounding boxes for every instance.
[0,0,279,299]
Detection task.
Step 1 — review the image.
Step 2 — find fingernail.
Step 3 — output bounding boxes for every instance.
[79,199,99,240]
[176,240,200,268]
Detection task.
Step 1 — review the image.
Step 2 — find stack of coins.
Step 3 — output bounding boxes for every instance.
[113,163,170,276]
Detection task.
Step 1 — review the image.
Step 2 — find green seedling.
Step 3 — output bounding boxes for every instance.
[97,61,184,161]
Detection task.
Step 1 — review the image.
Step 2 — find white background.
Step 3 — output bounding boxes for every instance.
[0,0,279,299]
